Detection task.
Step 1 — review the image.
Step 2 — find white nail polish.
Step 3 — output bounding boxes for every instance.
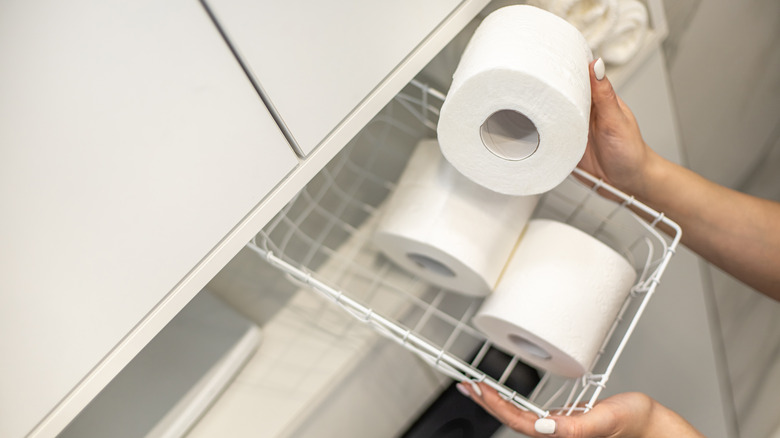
[594,58,605,81]
[535,418,556,434]
[456,382,471,397]
[469,381,483,397]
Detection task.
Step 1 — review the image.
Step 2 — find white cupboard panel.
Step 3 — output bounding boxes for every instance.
[204,0,464,155]
[0,1,298,436]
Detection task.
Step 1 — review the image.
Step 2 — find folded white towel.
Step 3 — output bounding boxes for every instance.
[527,0,618,51]
[600,0,649,65]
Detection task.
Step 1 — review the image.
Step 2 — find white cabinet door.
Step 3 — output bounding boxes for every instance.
[203,0,470,156]
[0,1,298,436]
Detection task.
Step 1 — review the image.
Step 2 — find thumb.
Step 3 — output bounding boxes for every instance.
[589,58,623,121]
[534,411,615,437]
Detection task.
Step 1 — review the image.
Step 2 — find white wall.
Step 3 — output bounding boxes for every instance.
[500,0,780,436]
[667,0,780,189]
[665,1,780,437]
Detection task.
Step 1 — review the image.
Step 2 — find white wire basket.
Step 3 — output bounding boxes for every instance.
[246,79,681,419]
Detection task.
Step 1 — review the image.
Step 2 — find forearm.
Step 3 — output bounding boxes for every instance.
[635,150,780,300]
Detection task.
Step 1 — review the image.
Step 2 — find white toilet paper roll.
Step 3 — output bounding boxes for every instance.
[437,5,592,196]
[373,139,539,297]
[472,219,637,377]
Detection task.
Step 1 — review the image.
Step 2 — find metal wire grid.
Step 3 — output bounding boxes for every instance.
[245,80,681,419]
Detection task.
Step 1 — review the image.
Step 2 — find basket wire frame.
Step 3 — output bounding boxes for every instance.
[246,80,681,419]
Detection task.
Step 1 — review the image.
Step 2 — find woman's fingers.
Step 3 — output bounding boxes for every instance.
[460,382,624,437]
[463,382,542,436]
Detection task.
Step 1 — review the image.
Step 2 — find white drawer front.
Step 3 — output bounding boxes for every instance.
[0,1,297,435]
[204,0,464,155]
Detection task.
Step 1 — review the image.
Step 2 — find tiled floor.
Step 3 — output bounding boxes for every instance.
[188,214,452,438]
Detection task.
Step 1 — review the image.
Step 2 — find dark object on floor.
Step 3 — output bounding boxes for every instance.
[401,347,540,438]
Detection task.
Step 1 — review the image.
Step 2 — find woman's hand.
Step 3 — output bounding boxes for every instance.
[582,59,780,298]
[456,382,705,437]
[578,58,660,200]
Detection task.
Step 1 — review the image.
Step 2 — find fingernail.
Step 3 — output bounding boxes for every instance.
[535,418,556,434]
[456,382,471,398]
[469,381,483,397]
[594,57,605,81]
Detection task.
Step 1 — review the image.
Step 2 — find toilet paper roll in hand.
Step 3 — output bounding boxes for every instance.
[372,139,539,297]
[472,219,637,377]
[437,5,592,196]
